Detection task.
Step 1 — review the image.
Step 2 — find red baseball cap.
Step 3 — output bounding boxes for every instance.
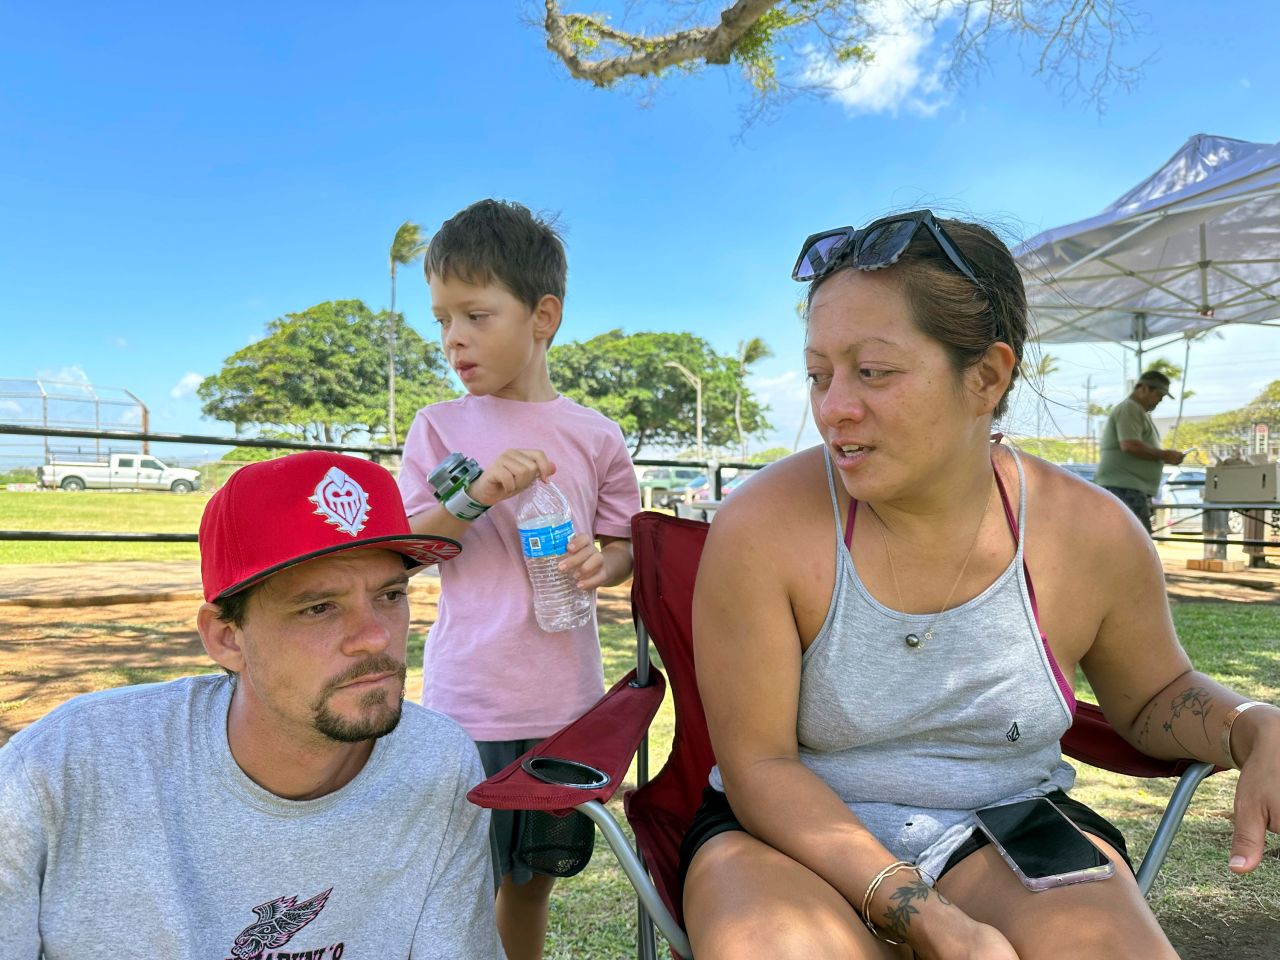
[199,451,461,602]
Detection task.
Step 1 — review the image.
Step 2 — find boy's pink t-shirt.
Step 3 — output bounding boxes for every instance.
[399,394,641,742]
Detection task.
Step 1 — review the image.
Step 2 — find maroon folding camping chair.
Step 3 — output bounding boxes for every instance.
[469,512,1217,959]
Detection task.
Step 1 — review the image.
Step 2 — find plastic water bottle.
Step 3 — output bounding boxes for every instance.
[516,478,593,632]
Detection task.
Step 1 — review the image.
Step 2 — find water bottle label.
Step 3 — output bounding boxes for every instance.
[519,521,574,558]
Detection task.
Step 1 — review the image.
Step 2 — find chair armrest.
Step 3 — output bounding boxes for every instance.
[468,668,666,814]
[1062,701,1216,779]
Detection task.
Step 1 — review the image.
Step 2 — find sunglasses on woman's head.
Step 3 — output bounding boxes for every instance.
[791,209,980,286]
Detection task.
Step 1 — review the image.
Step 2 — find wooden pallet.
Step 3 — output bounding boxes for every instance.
[1185,558,1246,572]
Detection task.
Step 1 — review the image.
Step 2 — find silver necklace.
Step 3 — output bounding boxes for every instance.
[865,476,995,649]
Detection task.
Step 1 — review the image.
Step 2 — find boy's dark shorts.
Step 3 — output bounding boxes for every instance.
[476,738,596,887]
[676,787,1132,892]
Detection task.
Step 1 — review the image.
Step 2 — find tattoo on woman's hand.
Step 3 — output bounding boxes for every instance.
[883,879,948,938]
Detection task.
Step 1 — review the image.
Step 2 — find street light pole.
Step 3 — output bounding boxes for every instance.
[664,360,703,460]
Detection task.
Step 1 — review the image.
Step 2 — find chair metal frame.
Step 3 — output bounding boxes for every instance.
[469,512,1218,960]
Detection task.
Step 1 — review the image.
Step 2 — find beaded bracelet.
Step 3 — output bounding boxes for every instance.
[860,860,916,945]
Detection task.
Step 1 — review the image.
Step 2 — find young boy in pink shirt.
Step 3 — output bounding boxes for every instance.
[398,199,641,960]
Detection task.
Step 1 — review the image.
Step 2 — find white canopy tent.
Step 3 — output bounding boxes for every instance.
[1015,133,1280,375]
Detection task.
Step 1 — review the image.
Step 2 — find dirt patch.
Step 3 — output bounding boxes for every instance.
[2,575,1276,957]
[1163,914,1280,959]
[0,598,207,740]
[0,584,635,744]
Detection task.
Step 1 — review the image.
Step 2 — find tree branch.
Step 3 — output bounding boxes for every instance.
[541,0,1144,114]
[544,0,781,86]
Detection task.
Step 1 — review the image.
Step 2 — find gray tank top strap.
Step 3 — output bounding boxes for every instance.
[822,446,843,536]
[1009,445,1028,562]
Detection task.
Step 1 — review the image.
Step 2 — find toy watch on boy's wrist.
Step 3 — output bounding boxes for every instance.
[428,452,489,521]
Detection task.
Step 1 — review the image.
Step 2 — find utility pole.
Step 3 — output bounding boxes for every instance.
[664,360,703,461]
[1084,376,1094,461]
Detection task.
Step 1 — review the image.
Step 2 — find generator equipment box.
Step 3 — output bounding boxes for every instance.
[1204,463,1280,502]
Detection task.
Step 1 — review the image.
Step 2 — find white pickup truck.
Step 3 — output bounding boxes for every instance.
[37,453,202,493]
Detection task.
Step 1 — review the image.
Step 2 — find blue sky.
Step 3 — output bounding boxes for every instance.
[3,1,1279,463]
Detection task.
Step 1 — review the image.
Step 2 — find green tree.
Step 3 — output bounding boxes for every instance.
[540,1,1141,115]
[747,446,791,464]
[1174,380,1280,460]
[199,300,456,444]
[1145,357,1182,381]
[550,329,771,456]
[388,221,428,446]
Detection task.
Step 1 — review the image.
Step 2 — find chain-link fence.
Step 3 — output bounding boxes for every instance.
[0,378,152,481]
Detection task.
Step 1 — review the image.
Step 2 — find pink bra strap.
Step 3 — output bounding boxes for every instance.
[994,454,1075,714]
[992,465,1044,629]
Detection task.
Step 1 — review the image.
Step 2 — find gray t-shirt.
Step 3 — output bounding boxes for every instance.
[1097,396,1163,495]
[0,675,504,959]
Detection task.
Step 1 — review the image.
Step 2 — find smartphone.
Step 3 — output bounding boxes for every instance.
[972,797,1115,891]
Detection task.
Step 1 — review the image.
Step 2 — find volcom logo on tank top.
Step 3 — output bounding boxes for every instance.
[226,887,342,960]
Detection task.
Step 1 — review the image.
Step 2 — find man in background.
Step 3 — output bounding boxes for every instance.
[1097,370,1185,532]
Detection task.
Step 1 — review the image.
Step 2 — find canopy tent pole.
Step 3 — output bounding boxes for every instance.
[1132,313,1148,378]
[1170,334,1192,447]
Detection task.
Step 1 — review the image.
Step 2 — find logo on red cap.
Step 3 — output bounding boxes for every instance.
[309,466,370,536]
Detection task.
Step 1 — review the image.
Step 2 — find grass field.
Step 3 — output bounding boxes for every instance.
[1,538,1276,954]
[548,607,1280,958]
[0,490,206,563]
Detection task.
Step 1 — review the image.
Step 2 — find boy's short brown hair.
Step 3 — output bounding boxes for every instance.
[424,199,567,311]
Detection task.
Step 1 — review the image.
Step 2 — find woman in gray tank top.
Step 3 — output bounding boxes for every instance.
[680,211,1280,959]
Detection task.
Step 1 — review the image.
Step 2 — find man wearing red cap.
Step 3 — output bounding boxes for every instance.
[0,452,504,958]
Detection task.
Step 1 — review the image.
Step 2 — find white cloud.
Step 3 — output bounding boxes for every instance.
[170,372,205,399]
[1241,78,1252,88]
[748,367,823,452]
[750,369,804,408]
[108,336,128,349]
[0,399,21,414]
[802,0,955,117]
[35,364,91,384]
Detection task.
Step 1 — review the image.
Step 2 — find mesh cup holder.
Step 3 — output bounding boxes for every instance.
[521,755,611,789]
[517,756,604,878]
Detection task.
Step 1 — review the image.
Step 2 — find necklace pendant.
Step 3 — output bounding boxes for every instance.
[905,633,922,648]
[923,628,935,642]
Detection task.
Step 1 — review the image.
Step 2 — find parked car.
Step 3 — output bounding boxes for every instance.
[669,475,710,504]
[1055,462,1237,534]
[636,466,705,508]
[37,453,202,493]
[1058,462,1099,483]
[690,470,758,501]
[1156,466,1243,534]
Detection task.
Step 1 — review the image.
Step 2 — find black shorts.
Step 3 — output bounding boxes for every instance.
[476,739,596,886]
[676,787,1133,892]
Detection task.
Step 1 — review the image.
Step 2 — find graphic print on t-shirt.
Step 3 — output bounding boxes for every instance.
[227,887,334,960]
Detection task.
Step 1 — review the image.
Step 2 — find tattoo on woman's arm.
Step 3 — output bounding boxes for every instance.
[882,879,950,938]
[1135,702,1155,750]
[1161,685,1215,755]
